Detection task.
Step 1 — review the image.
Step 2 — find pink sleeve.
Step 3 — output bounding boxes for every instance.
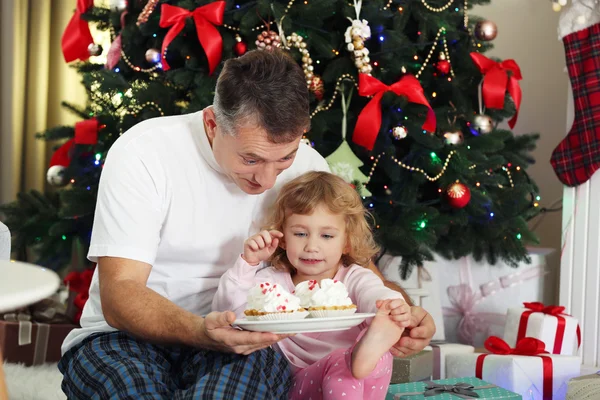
[211,256,260,318]
[344,266,405,314]
[212,256,282,319]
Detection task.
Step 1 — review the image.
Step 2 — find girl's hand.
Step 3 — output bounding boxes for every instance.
[376,298,411,328]
[242,230,283,266]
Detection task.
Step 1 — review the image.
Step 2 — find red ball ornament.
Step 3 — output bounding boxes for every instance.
[445,182,471,208]
[436,60,450,75]
[234,35,247,56]
[309,75,325,101]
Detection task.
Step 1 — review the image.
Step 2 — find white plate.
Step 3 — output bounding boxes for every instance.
[232,313,376,334]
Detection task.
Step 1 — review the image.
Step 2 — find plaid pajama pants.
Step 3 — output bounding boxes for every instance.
[58,331,291,399]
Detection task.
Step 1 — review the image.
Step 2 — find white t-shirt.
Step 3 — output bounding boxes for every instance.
[62,110,329,353]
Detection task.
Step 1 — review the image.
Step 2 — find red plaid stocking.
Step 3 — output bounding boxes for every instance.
[551,22,600,187]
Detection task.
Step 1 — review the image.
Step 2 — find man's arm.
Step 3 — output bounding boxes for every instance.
[99,256,287,355]
[366,261,413,306]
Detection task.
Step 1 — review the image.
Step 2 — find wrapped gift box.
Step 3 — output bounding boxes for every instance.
[386,377,521,399]
[446,352,581,399]
[503,305,579,355]
[425,342,474,379]
[379,248,556,346]
[0,319,77,366]
[391,350,434,384]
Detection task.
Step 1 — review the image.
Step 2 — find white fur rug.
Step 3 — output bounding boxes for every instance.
[3,363,65,400]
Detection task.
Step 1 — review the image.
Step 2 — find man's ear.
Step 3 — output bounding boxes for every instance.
[203,106,218,142]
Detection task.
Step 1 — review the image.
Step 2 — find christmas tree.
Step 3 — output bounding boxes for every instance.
[0,0,540,276]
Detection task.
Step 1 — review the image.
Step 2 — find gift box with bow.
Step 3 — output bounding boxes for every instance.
[0,299,77,366]
[503,302,581,355]
[391,350,434,384]
[386,377,521,399]
[446,336,581,400]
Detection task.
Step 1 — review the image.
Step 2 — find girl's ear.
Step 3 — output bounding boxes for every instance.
[279,236,286,250]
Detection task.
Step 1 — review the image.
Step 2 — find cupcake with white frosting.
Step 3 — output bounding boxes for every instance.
[300,279,357,318]
[244,282,308,320]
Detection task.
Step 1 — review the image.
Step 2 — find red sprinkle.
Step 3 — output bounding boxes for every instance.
[262,289,267,294]
[334,280,338,283]
[277,294,281,297]
[265,282,270,286]
[260,284,264,288]
[282,306,287,310]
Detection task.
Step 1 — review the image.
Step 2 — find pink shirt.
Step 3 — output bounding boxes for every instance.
[212,256,404,372]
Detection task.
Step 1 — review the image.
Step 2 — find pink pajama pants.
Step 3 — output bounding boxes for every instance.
[288,337,393,400]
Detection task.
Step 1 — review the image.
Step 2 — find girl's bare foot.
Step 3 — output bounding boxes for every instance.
[351,301,405,379]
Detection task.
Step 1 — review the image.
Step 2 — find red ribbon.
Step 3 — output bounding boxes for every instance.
[518,302,581,354]
[476,336,552,400]
[470,52,522,129]
[61,0,95,63]
[353,73,436,151]
[159,2,225,74]
[64,267,95,323]
[74,117,99,145]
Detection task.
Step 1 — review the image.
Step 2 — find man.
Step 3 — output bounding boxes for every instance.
[59,50,435,399]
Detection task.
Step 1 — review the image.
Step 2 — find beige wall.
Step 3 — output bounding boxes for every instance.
[473,1,567,288]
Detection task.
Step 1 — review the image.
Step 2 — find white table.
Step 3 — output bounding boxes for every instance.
[0,260,60,314]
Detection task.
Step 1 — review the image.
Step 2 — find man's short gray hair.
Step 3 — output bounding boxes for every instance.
[213,50,310,143]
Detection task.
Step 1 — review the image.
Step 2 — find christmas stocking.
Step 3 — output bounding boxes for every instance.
[551,22,600,186]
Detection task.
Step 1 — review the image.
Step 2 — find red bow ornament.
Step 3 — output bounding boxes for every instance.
[470,52,522,129]
[476,336,553,400]
[159,2,225,74]
[61,0,95,63]
[75,117,99,145]
[64,267,96,323]
[353,73,436,151]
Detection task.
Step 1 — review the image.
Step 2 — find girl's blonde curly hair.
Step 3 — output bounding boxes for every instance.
[265,171,380,273]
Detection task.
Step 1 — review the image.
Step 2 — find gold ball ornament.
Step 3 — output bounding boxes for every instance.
[392,126,408,140]
[474,20,498,41]
[444,130,464,145]
[255,30,281,51]
[473,114,494,134]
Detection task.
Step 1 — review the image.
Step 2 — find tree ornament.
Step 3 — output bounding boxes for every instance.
[473,114,494,134]
[47,165,68,187]
[474,20,498,41]
[326,141,372,197]
[392,126,408,140]
[145,48,161,63]
[285,32,318,91]
[87,43,103,57]
[309,75,325,101]
[256,30,281,51]
[345,19,372,75]
[137,0,159,26]
[437,60,451,75]
[445,182,471,208]
[444,130,464,145]
[234,35,247,56]
[109,0,127,12]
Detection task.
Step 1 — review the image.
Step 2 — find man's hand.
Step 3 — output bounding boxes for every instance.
[200,311,290,355]
[389,306,436,357]
[243,230,283,266]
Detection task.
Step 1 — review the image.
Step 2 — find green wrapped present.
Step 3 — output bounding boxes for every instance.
[386,377,522,399]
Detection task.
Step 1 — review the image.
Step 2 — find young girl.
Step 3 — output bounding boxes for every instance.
[213,171,410,400]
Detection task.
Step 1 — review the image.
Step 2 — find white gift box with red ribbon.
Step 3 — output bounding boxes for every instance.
[446,336,581,400]
[504,303,581,355]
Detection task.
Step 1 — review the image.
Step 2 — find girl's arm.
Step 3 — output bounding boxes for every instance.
[212,256,264,318]
[344,265,406,314]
